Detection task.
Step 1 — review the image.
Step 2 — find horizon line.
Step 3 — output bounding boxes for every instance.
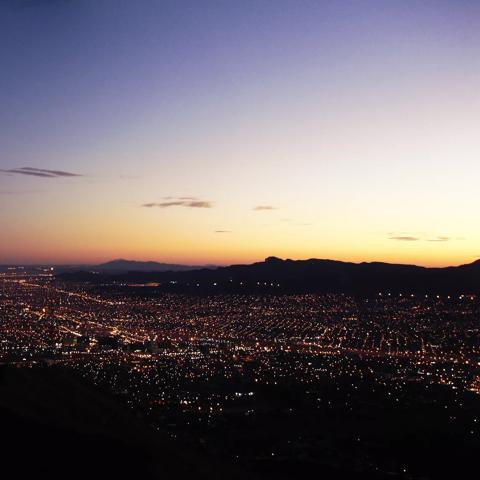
[1,256,478,270]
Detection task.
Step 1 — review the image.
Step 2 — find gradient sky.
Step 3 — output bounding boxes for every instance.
[1,0,479,266]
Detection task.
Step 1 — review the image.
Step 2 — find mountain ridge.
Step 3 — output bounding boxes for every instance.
[95,259,207,273]
[56,257,480,294]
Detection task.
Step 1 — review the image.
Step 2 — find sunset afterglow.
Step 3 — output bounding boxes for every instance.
[1,1,479,267]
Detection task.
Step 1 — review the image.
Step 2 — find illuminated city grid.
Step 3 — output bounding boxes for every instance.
[1,270,479,474]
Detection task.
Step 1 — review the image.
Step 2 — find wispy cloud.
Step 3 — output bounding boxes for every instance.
[253,205,277,211]
[0,167,82,178]
[214,230,232,233]
[142,197,213,209]
[388,233,465,243]
[427,236,451,242]
[389,236,420,242]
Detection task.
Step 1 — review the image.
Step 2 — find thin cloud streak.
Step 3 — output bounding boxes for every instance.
[427,236,451,242]
[143,197,213,209]
[253,205,277,211]
[389,234,465,243]
[389,236,420,241]
[0,167,82,178]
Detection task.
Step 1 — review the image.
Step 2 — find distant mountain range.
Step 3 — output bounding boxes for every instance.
[93,259,210,273]
[0,259,214,275]
[56,256,480,294]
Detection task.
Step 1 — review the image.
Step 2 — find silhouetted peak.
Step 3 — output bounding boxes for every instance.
[265,256,283,264]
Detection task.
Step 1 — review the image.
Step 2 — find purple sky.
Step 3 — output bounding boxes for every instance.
[1,1,479,266]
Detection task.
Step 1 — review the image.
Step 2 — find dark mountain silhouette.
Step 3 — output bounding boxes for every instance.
[56,257,480,294]
[94,259,211,273]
